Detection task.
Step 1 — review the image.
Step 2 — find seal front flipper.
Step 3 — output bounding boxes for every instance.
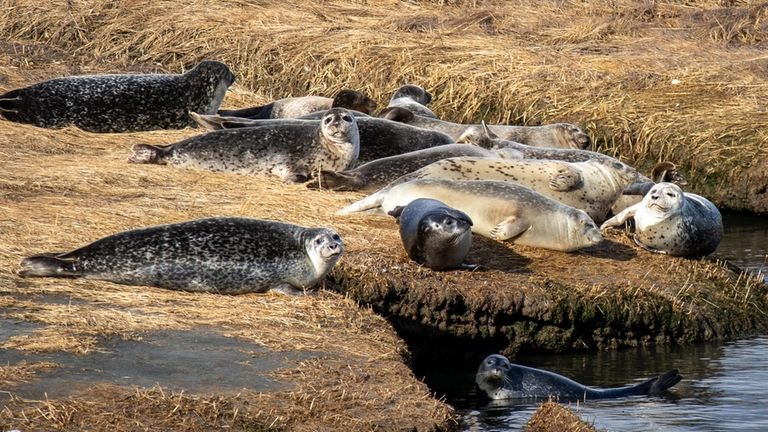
[489,216,528,241]
[18,253,80,278]
[128,144,171,164]
[549,166,582,191]
[270,283,306,296]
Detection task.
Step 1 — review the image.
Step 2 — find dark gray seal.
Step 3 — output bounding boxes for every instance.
[188,113,453,164]
[382,106,590,149]
[476,354,682,400]
[130,108,359,183]
[18,217,344,295]
[601,182,723,257]
[311,144,522,192]
[218,89,376,119]
[0,60,235,132]
[387,198,474,271]
[387,84,437,118]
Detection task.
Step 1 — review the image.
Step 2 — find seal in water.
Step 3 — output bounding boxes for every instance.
[311,144,523,192]
[388,198,474,270]
[18,217,344,295]
[476,354,682,400]
[0,60,235,132]
[382,106,590,149]
[188,112,453,164]
[386,84,437,118]
[218,89,376,119]
[379,156,638,223]
[130,108,359,183]
[337,179,603,252]
[600,182,723,257]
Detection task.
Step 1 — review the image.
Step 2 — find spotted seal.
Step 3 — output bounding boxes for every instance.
[189,113,453,164]
[0,60,235,132]
[218,89,376,119]
[18,217,344,295]
[388,198,474,270]
[387,84,437,118]
[380,156,638,222]
[382,106,590,149]
[476,354,682,400]
[311,144,523,192]
[600,182,723,257]
[337,179,603,252]
[130,108,359,183]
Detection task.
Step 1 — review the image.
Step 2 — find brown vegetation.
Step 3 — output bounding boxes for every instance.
[525,401,597,432]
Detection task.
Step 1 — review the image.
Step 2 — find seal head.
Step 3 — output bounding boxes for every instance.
[304,228,344,279]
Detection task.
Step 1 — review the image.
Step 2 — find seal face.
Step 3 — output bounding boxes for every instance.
[18,217,344,296]
[388,198,473,270]
[600,182,723,257]
[387,85,437,118]
[129,107,360,183]
[337,178,604,252]
[476,354,682,400]
[0,60,235,132]
[218,89,376,119]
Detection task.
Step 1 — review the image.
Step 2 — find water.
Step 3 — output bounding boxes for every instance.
[424,213,768,431]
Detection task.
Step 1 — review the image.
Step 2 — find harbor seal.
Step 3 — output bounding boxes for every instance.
[388,198,474,270]
[188,113,454,164]
[600,182,723,257]
[129,108,359,183]
[18,217,344,295]
[379,156,638,222]
[387,84,437,118]
[0,60,235,132]
[310,144,523,192]
[382,106,590,149]
[476,354,682,400]
[218,89,376,119]
[337,179,603,252]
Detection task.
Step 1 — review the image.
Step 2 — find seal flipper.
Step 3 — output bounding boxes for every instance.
[336,190,386,215]
[379,107,415,123]
[549,166,582,191]
[270,283,306,296]
[311,170,364,191]
[648,369,682,395]
[387,206,405,222]
[128,144,171,164]
[489,216,529,241]
[18,253,80,278]
[218,103,274,119]
[189,112,259,130]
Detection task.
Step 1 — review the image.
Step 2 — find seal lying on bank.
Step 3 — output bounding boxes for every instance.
[218,89,376,119]
[382,106,590,149]
[0,60,235,132]
[18,217,344,296]
[130,108,359,183]
[601,182,723,257]
[388,198,474,271]
[337,179,603,252]
[387,84,437,118]
[476,354,682,400]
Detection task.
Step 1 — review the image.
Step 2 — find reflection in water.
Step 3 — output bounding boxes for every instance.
[718,213,768,282]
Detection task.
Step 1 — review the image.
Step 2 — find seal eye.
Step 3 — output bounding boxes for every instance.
[342,115,352,122]
[666,192,676,197]
[332,234,341,242]
[323,117,333,125]
[612,162,623,169]
[314,238,324,246]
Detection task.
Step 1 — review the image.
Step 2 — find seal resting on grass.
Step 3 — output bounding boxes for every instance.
[18,217,343,296]
[386,84,437,118]
[0,60,235,132]
[476,354,682,400]
[218,89,376,119]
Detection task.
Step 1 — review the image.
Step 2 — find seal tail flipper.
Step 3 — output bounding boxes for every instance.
[128,144,170,164]
[189,112,258,130]
[18,253,80,278]
[335,190,386,215]
[625,369,682,397]
[218,103,273,119]
[0,89,23,117]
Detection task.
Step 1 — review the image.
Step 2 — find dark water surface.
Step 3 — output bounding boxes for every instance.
[423,213,768,431]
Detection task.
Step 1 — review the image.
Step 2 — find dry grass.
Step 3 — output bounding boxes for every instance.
[525,401,597,432]
[1,0,766,211]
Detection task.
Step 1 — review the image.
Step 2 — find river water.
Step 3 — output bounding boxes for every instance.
[423,213,768,432]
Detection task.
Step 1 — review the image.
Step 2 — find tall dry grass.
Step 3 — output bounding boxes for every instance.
[0,0,766,211]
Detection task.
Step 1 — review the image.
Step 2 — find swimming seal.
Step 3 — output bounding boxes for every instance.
[388,198,474,270]
[0,60,235,132]
[337,179,603,252]
[130,108,359,183]
[382,106,590,149]
[218,89,376,119]
[476,354,682,400]
[387,84,437,118]
[600,182,723,257]
[18,217,344,295]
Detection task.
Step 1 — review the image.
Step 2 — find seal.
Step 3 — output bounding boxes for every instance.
[387,84,437,118]
[18,217,344,296]
[476,354,682,400]
[0,60,235,132]
[600,182,723,257]
[218,89,376,119]
[382,106,590,149]
[129,107,359,183]
[337,179,603,252]
[612,161,689,215]
[387,198,474,270]
[311,144,523,192]
[189,112,454,164]
[380,156,638,222]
